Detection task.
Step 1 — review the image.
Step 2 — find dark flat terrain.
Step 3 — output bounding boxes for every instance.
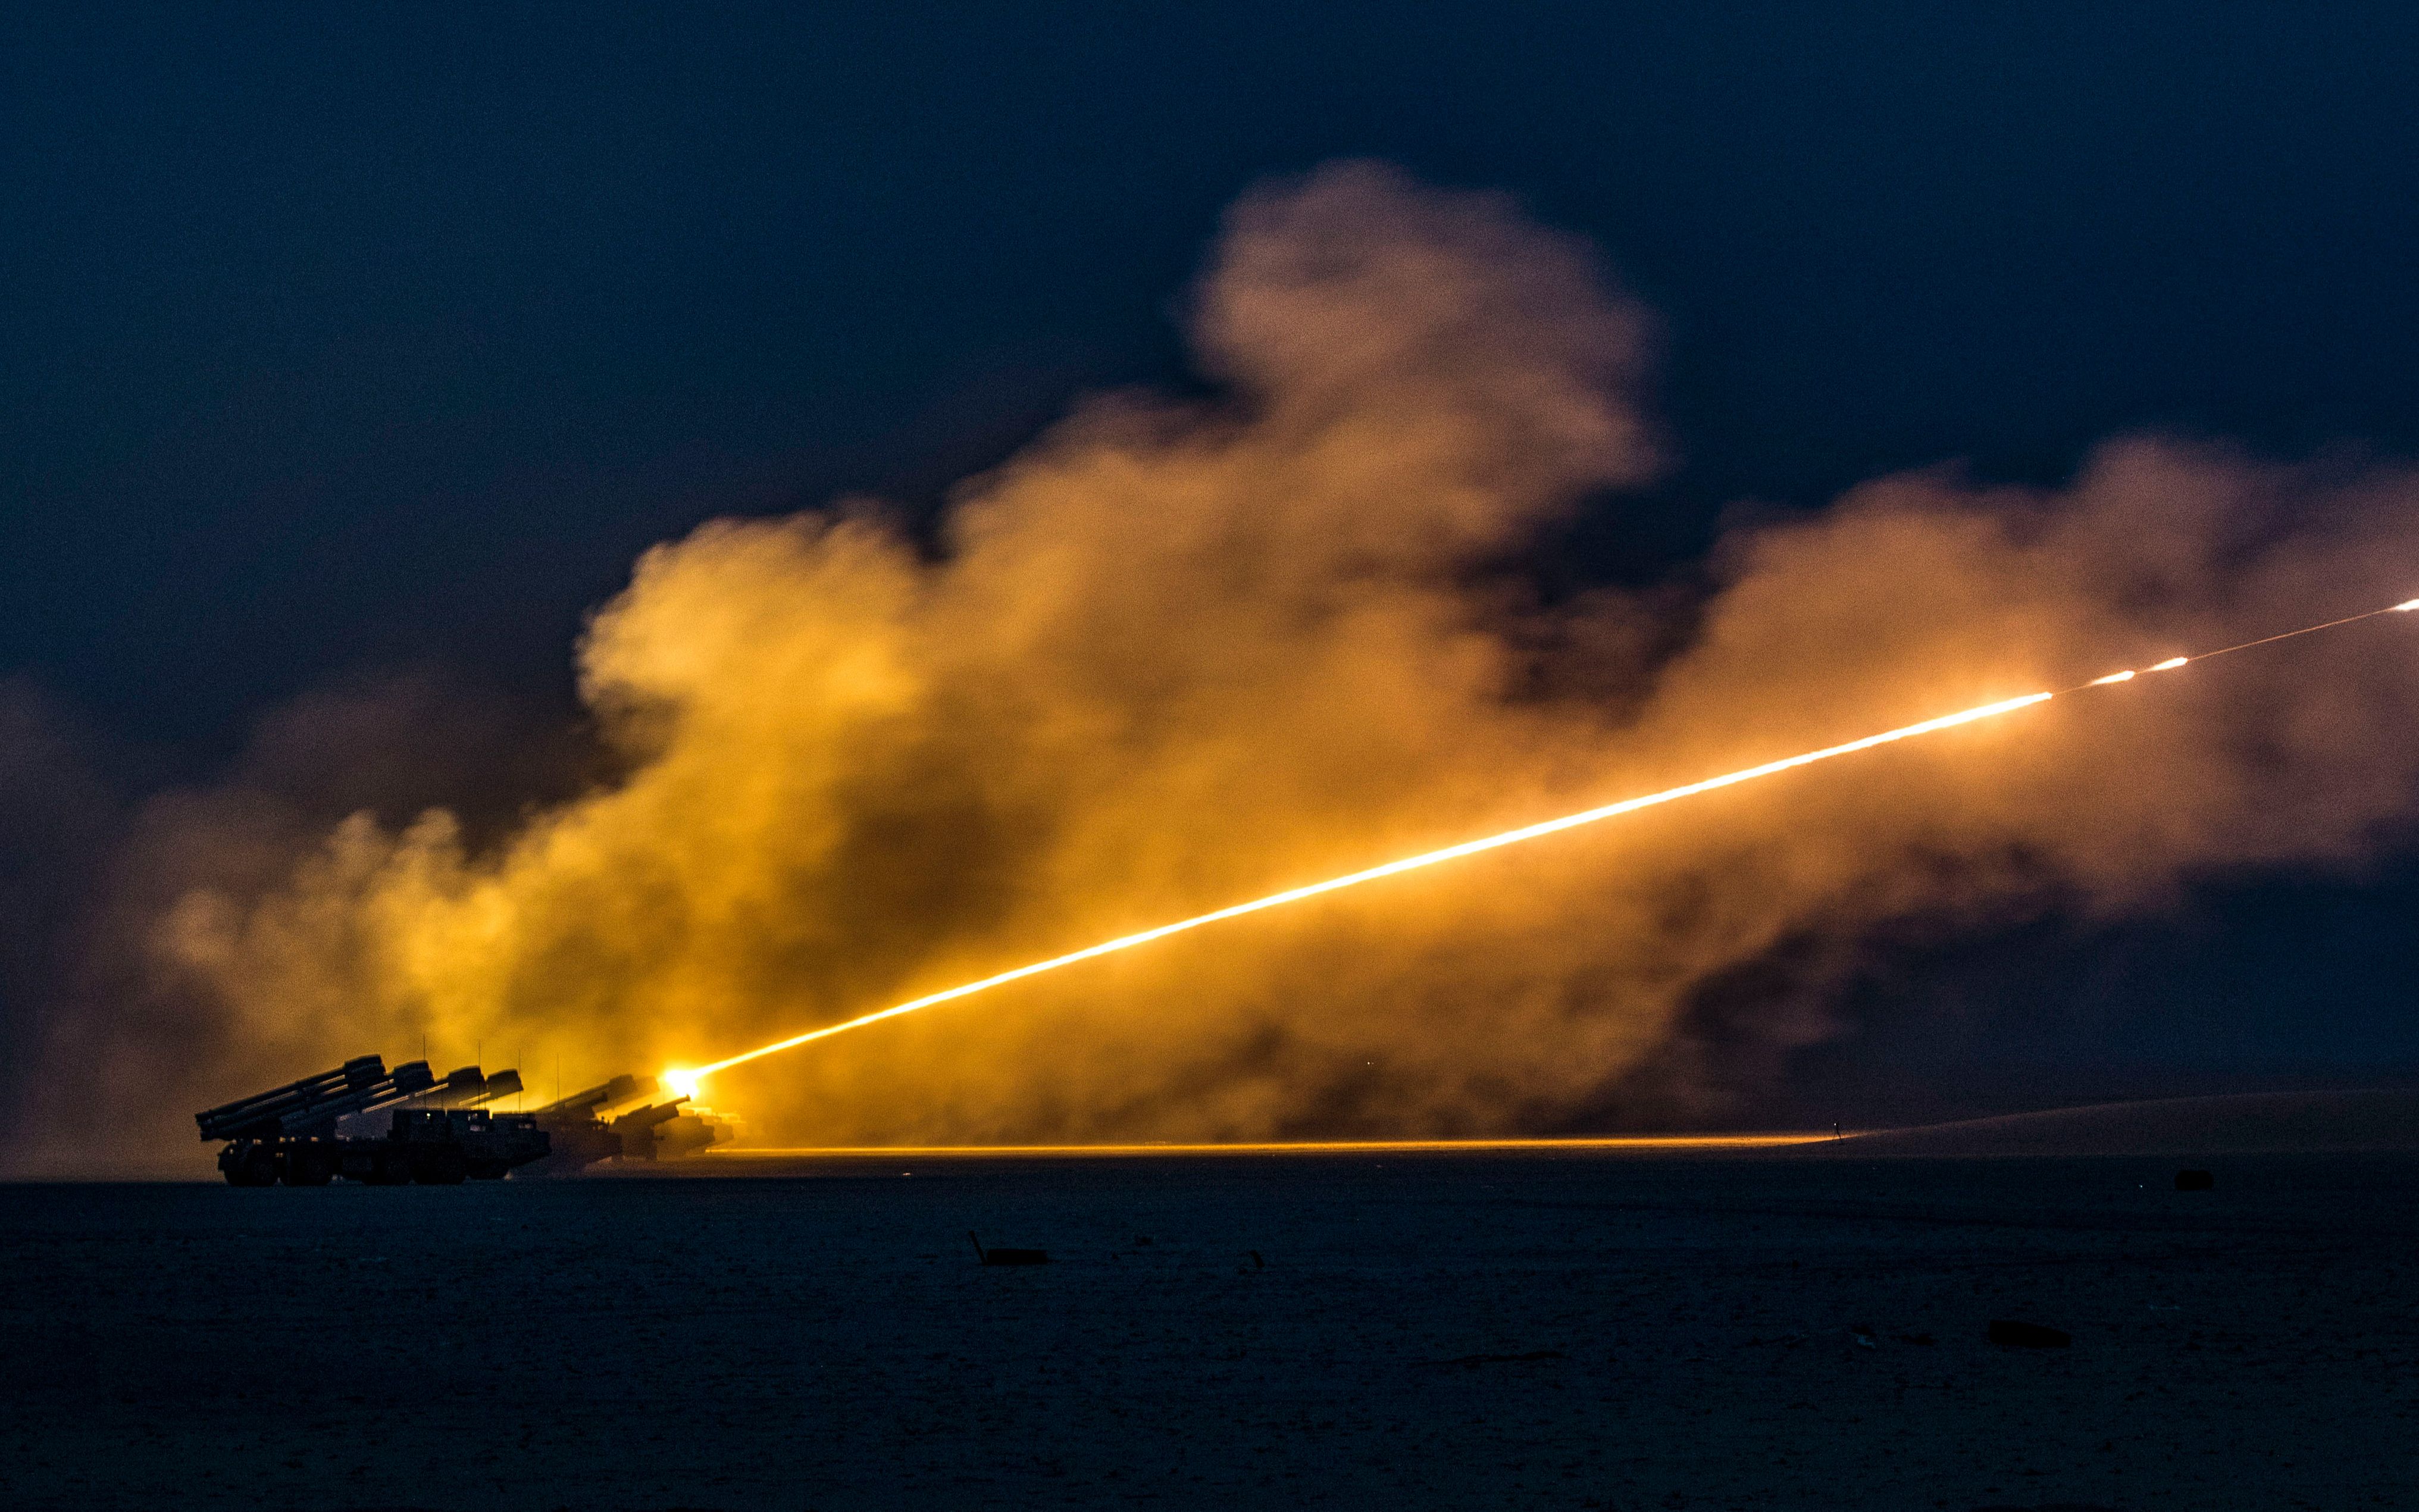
[3,1147,2415,1511]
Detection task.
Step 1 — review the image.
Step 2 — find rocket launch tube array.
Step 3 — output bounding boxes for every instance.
[195,1056,438,1142]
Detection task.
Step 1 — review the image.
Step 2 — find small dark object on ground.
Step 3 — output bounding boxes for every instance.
[2176,1168,2215,1191]
[1897,1332,1936,1345]
[1248,1249,1265,1269]
[969,1231,1049,1266]
[1133,1235,1151,1245]
[1988,1319,2072,1348]
[1424,1349,1566,1369]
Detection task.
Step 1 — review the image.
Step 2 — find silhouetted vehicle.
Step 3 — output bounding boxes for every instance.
[200,1057,736,1182]
[518,1073,649,1173]
[198,1056,551,1185]
[520,1073,736,1173]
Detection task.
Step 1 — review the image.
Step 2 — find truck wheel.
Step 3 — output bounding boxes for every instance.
[373,1149,412,1186]
[280,1147,333,1187]
[224,1146,278,1187]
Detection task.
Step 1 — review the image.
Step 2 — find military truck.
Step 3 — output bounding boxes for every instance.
[199,1055,732,1182]
[520,1073,735,1173]
[198,1056,552,1185]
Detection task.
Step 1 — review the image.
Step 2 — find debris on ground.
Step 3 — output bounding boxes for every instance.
[969,1231,1050,1266]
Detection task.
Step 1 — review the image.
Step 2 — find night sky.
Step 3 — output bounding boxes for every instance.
[8,5,2419,1128]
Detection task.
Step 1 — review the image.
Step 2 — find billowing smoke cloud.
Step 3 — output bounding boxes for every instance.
[47,162,2419,1159]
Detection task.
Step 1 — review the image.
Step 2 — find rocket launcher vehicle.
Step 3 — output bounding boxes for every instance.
[201,1055,547,1187]
[518,1075,737,1173]
[199,1059,731,1183]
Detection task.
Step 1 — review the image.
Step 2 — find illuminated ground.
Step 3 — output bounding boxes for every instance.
[4,1144,2415,1510]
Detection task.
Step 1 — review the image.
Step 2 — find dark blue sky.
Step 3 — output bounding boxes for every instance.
[7,4,2419,1116]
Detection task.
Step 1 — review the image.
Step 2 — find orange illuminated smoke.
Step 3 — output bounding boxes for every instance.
[680,594,2419,1088]
[690,692,2048,1079]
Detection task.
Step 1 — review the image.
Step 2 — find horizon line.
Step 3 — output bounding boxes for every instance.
[694,1134,1827,1157]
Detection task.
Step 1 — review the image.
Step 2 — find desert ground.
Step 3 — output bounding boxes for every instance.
[4,1110,2416,1511]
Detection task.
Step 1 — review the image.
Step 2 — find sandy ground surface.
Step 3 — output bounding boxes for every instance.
[1820,1090,2419,1158]
[2,1147,2415,1511]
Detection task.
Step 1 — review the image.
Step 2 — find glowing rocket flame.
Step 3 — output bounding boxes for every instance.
[661,1068,702,1101]
[670,591,2419,1091]
[687,691,2052,1081]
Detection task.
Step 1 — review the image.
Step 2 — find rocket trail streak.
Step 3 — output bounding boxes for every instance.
[687,593,2419,1082]
[693,692,2049,1077]
[2142,600,2419,671]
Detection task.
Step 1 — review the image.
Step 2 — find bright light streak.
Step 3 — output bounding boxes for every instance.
[708,1135,1819,1158]
[689,690,2053,1079]
[675,590,2419,1089]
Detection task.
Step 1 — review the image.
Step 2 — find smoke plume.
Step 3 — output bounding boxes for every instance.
[57,162,2419,1157]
